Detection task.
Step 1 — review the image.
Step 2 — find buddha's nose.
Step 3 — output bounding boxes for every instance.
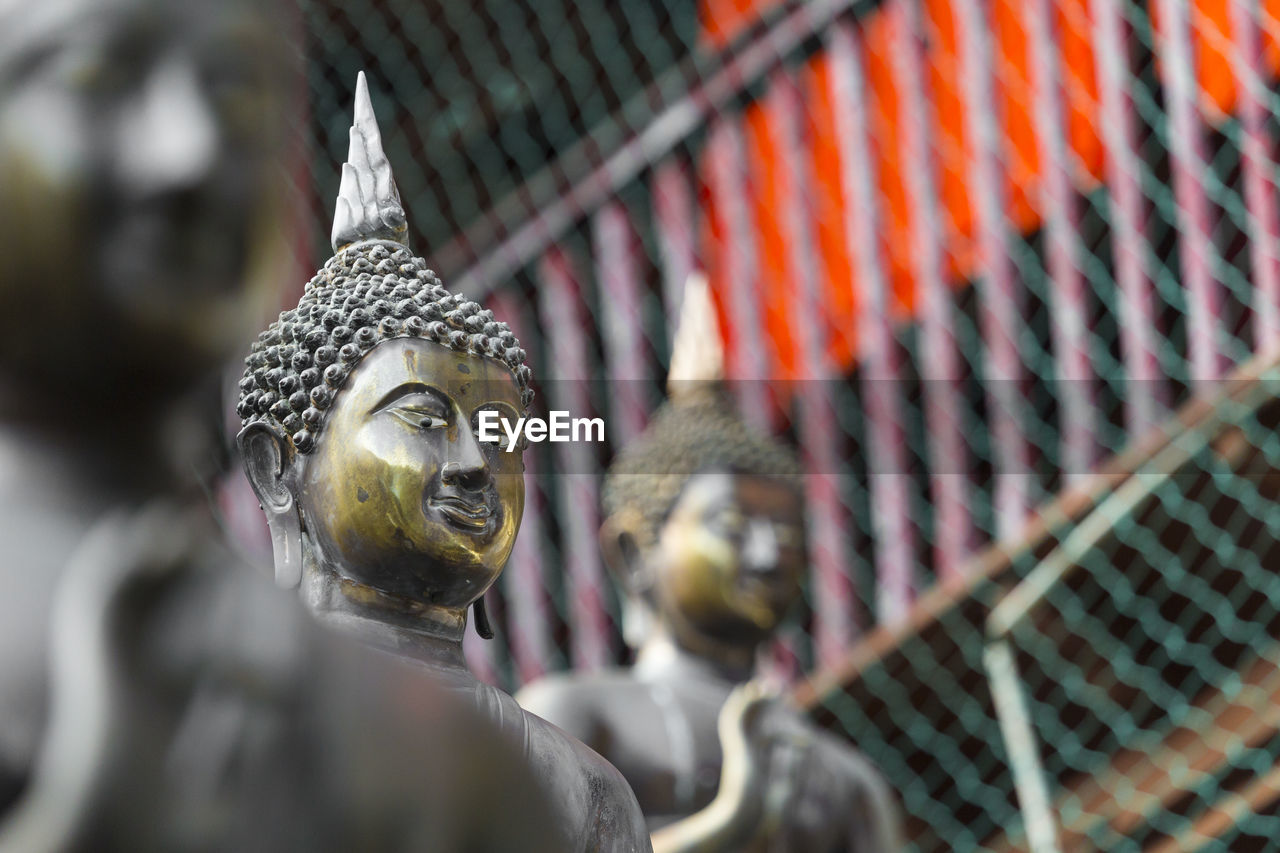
[741,519,780,575]
[117,56,218,195]
[442,418,490,489]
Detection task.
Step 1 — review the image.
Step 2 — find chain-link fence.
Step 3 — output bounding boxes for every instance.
[288,0,1280,848]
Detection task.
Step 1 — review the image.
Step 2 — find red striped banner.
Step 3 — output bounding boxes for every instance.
[829,21,931,609]
[1157,0,1229,387]
[705,117,776,432]
[951,0,1035,537]
[1027,0,1099,483]
[537,248,614,671]
[1229,0,1280,352]
[652,159,700,342]
[593,202,651,446]
[1091,0,1168,436]
[767,69,861,659]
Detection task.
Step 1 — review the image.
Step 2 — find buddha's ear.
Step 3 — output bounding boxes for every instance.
[599,508,649,596]
[601,508,656,648]
[237,421,303,589]
[237,421,294,510]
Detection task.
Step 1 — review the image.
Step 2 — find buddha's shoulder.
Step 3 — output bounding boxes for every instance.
[522,710,621,776]
[521,713,653,852]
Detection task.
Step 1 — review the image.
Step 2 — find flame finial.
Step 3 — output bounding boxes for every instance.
[666,272,726,397]
[330,71,408,251]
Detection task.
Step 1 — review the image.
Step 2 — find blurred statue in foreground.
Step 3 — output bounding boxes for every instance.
[237,72,651,853]
[0,2,560,849]
[518,278,902,852]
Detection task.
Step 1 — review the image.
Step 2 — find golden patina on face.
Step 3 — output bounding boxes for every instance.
[299,337,525,610]
[649,470,805,648]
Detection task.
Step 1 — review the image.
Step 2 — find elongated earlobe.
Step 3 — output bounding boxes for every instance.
[620,597,652,650]
[600,510,654,647]
[599,511,649,593]
[238,422,304,589]
[473,597,495,640]
[267,507,304,589]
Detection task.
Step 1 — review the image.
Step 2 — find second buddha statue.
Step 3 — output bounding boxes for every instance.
[518,278,902,852]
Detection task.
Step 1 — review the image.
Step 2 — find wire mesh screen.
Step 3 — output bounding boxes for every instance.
[288,0,1280,848]
[982,372,1280,851]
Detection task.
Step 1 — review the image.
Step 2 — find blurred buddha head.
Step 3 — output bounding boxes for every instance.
[237,74,532,627]
[602,278,806,660]
[0,0,289,405]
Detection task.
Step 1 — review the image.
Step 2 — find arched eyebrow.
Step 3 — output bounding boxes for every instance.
[368,382,448,414]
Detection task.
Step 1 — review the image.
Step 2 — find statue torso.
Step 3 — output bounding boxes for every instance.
[328,621,654,853]
[519,662,900,851]
[520,667,729,828]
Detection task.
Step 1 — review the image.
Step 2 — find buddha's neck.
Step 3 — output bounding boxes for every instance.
[300,559,472,679]
[635,624,758,685]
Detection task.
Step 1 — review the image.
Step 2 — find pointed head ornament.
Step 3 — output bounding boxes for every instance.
[665,271,725,398]
[331,71,408,251]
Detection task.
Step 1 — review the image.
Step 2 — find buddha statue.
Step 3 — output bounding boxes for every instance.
[0,2,562,849]
[237,72,651,853]
[517,278,903,851]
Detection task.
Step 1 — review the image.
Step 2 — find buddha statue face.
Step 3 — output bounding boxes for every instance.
[601,393,806,657]
[642,469,805,649]
[298,338,525,609]
[0,0,286,398]
[240,76,533,631]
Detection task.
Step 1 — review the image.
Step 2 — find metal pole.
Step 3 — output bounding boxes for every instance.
[984,639,1064,853]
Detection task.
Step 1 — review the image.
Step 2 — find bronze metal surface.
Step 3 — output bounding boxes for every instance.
[301,338,524,611]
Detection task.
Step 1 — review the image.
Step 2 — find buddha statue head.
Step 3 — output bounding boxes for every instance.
[237,74,532,639]
[601,278,806,670]
[0,0,289,412]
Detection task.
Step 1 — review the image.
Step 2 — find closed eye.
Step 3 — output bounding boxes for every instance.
[376,389,450,431]
[388,407,447,431]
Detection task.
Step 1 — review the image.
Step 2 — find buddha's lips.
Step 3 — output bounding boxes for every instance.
[430,496,493,530]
